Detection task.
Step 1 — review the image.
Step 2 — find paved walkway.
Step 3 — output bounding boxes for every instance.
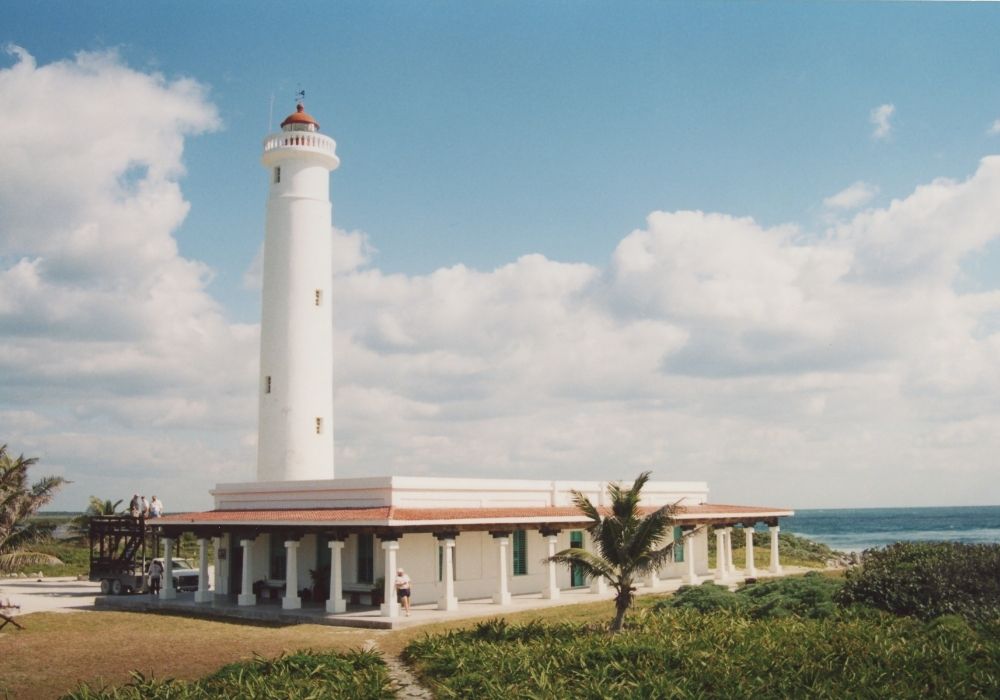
[364,638,434,699]
[3,566,813,628]
[0,576,99,615]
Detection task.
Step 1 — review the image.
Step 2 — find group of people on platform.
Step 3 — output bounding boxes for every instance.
[128,494,163,519]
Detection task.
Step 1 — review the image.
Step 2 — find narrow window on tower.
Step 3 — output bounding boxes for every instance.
[315,417,322,434]
[265,376,272,394]
[273,166,281,184]
[314,289,322,306]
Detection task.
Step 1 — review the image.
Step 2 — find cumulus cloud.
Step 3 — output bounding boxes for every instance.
[823,181,878,210]
[242,226,374,289]
[0,47,257,509]
[870,103,895,140]
[3,49,1000,510]
[326,164,1000,506]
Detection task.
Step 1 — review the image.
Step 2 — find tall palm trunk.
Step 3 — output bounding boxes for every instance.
[610,580,634,632]
[610,599,629,632]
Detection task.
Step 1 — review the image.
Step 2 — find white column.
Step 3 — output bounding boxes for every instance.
[493,536,511,605]
[438,539,458,611]
[212,537,224,595]
[380,540,400,617]
[542,534,560,600]
[683,529,697,584]
[195,538,211,603]
[327,540,346,614]
[282,540,301,610]
[723,528,734,578]
[588,532,608,594]
[714,529,727,582]
[646,526,662,587]
[768,525,782,574]
[744,527,757,577]
[238,538,256,606]
[160,537,176,600]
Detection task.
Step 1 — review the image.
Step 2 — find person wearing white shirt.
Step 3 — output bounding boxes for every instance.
[394,568,412,616]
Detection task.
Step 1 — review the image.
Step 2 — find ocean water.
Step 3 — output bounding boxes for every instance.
[787,505,1000,553]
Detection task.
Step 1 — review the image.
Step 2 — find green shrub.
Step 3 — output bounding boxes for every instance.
[61,649,394,699]
[740,571,843,620]
[659,573,843,620]
[656,582,743,614]
[837,541,1000,623]
[708,530,838,568]
[775,532,839,563]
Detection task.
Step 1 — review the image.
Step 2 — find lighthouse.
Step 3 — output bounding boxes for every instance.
[256,102,340,481]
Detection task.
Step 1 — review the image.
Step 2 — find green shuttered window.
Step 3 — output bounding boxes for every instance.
[512,530,528,576]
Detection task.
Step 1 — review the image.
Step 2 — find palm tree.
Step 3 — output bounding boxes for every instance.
[548,472,680,632]
[0,444,68,572]
[69,496,124,539]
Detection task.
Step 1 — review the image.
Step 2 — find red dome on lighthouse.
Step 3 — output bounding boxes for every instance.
[281,103,319,131]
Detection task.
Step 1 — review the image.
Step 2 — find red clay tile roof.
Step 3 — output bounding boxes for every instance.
[157,503,791,527]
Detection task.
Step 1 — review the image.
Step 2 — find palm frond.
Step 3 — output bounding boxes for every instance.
[570,490,601,525]
[0,445,66,564]
[548,548,616,584]
[0,550,63,571]
[552,471,679,632]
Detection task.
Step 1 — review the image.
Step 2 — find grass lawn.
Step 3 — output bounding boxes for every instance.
[0,612,372,700]
[0,597,638,699]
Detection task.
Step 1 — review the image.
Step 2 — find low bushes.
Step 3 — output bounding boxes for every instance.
[405,558,1000,698]
[60,649,394,700]
[708,531,837,568]
[404,610,1000,699]
[838,541,1000,623]
[659,572,843,619]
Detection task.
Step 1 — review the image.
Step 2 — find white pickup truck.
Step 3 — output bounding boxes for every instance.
[147,558,200,592]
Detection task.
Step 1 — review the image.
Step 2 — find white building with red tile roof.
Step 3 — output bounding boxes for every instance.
[153,103,793,621]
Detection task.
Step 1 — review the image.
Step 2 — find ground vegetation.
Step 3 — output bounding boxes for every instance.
[838,541,1000,623]
[61,649,393,700]
[404,599,1000,698]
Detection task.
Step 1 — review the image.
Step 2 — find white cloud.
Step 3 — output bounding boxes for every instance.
[3,49,1000,511]
[870,103,895,140]
[0,47,257,509]
[823,181,878,210]
[989,119,1000,136]
[242,226,374,290]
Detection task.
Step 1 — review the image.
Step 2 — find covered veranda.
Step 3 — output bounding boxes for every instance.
[133,503,793,628]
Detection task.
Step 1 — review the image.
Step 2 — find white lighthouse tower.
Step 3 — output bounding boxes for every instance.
[256,102,340,481]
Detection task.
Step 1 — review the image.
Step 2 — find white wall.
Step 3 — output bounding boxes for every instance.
[213,476,710,511]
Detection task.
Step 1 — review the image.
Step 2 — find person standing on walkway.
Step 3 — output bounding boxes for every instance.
[149,496,163,518]
[395,568,412,616]
[129,494,141,518]
[148,559,163,596]
[141,495,150,518]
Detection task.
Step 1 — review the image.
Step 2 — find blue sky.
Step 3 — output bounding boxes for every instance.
[3,2,1000,511]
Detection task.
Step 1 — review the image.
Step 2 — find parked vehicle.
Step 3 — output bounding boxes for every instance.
[146,557,200,592]
[89,515,154,595]
[88,516,198,594]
